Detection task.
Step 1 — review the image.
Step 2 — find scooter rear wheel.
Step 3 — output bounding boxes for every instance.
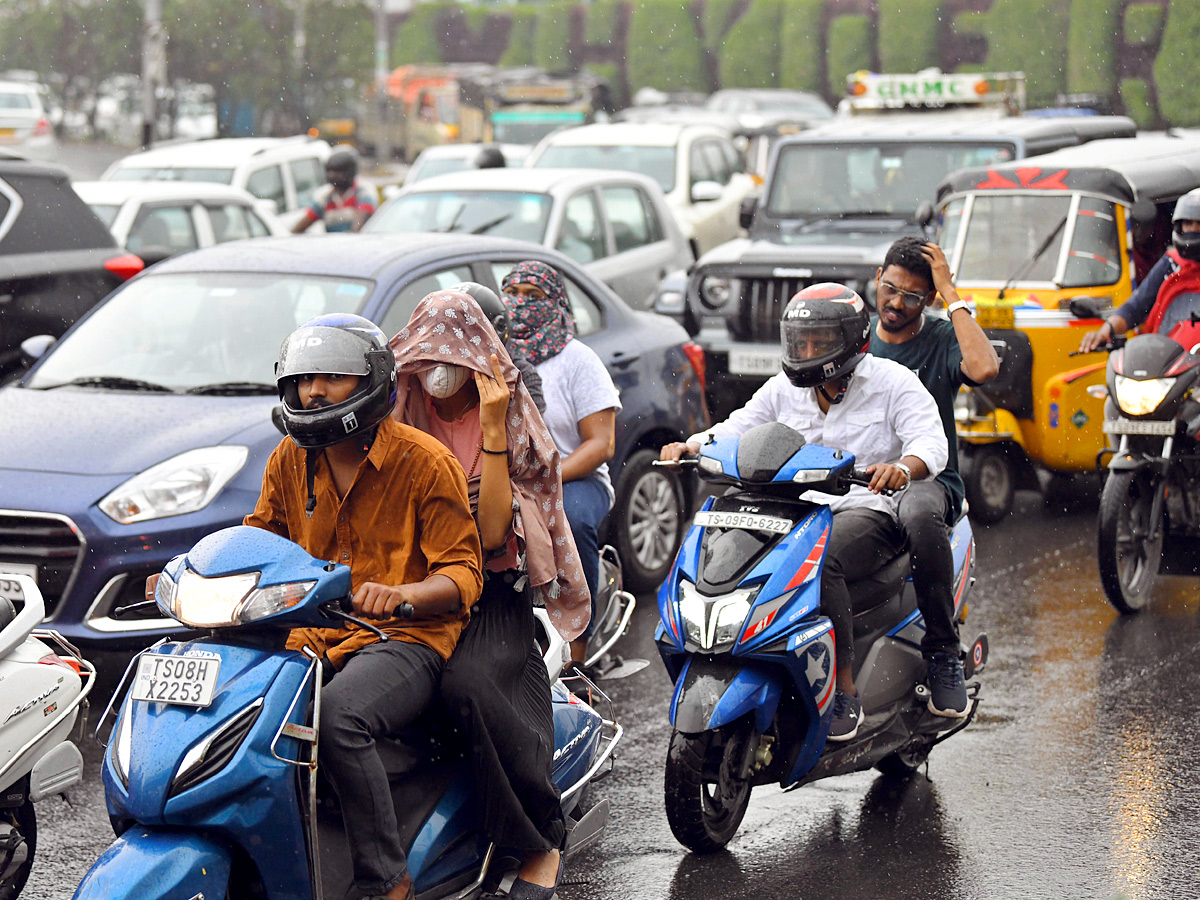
[0,801,35,900]
[1098,470,1164,614]
[875,741,933,778]
[664,726,752,853]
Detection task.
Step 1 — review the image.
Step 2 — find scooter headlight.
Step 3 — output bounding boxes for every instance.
[678,582,756,651]
[168,569,315,628]
[1113,375,1174,416]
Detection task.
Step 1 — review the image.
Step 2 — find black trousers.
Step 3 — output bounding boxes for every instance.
[439,572,565,854]
[895,479,961,657]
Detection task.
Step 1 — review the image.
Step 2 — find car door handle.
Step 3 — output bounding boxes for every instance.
[610,350,641,367]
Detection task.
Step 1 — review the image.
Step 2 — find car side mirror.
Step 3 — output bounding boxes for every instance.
[1067,296,1104,320]
[1130,199,1157,227]
[738,195,758,231]
[254,198,279,220]
[19,334,55,366]
[914,201,935,229]
[271,404,287,436]
[690,180,723,203]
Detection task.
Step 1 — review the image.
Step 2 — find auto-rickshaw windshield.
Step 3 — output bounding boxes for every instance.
[944,194,1122,288]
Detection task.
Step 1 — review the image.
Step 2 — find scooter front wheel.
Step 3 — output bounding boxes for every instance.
[664,725,752,853]
[1098,470,1164,614]
[0,801,35,900]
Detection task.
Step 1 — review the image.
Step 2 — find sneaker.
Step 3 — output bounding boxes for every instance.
[926,651,969,718]
[827,690,861,742]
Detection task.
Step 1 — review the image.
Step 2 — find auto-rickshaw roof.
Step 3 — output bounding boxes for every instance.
[937,135,1200,207]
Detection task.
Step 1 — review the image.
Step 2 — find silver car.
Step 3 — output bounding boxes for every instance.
[0,80,58,163]
[364,167,692,310]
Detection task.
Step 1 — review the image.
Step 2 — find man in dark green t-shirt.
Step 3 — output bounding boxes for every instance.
[868,236,999,719]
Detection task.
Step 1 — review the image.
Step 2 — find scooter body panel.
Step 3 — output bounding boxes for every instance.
[0,635,83,793]
[72,827,232,900]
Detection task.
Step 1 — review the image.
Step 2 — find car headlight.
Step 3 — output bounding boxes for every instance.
[99,446,249,524]
[700,276,740,309]
[678,581,755,650]
[167,569,316,629]
[1113,376,1174,417]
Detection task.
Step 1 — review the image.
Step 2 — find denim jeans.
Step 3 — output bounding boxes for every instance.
[563,475,612,638]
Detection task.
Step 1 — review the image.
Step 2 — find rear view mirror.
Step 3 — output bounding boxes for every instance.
[738,196,758,231]
[914,201,935,228]
[254,198,279,220]
[690,180,723,203]
[19,334,55,365]
[1067,296,1104,320]
[1130,199,1157,227]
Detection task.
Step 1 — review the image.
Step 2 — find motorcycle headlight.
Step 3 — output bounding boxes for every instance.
[168,569,316,629]
[1113,376,1174,416]
[99,446,249,524]
[700,276,740,309]
[678,581,755,650]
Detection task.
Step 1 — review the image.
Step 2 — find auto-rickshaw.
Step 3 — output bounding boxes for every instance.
[935,136,1200,521]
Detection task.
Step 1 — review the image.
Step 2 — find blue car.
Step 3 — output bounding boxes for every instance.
[0,234,708,649]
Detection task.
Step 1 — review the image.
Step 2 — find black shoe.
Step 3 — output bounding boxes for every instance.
[926,651,969,718]
[827,690,861,742]
[500,850,565,900]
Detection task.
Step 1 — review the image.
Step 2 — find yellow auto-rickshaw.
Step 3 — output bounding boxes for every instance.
[935,136,1200,521]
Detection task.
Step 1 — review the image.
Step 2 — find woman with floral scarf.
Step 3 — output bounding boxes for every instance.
[500,261,622,671]
[390,289,588,900]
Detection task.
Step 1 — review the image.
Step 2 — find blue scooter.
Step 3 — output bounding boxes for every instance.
[655,423,987,852]
[74,525,621,899]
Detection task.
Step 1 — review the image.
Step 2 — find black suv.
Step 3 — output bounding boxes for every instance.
[0,152,142,373]
[665,114,1136,419]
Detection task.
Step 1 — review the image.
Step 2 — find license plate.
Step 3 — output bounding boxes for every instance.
[694,510,793,534]
[728,347,782,376]
[1103,418,1175,435]
[0,564,37,604]
[0,127,14,137]
[131,652,221,707]
[976,305,1015,330]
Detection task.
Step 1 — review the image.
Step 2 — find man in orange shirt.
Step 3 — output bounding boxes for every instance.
[246,314,482,900]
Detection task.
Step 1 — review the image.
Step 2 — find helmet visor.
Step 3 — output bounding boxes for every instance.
[277,326,372,381]
[781,320,845,369]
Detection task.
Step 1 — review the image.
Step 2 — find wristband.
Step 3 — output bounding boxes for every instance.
[946,300,971,317]
[893,462,913,485]
[482,447,507,455]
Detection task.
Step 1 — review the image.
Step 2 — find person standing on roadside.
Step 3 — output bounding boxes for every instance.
[293,147,378,233]
[868,236,999,719]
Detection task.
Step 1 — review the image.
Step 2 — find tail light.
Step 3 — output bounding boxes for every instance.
[682,342,706,394]
[104,253,145,281]
[32,117,51,137]
[39,653,83,675]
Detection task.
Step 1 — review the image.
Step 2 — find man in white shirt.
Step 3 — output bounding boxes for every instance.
[660,284,946,741]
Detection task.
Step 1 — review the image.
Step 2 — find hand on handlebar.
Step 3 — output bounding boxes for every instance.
[658,440,702,469]
[862,463,909,495]
[352,582,415,620]
[1078,323,1113,354]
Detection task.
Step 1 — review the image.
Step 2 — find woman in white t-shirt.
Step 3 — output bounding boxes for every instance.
[501,261,622,670]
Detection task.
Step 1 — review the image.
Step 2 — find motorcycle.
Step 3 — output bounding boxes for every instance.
[0,574,94,900]
[1094,313,1200,613]
[581,545,640,678]
[653,422,987,853]
[74,525,622,900]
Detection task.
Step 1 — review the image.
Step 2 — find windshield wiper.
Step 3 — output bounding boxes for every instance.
[997,214,1069,300]
[470,213,513,235]
[435,203,466,234]
[186,382,277,396]
[41,376,176,393]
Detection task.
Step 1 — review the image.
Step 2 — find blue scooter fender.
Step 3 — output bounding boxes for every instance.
[73,827,232,900]
[670,657,782,735]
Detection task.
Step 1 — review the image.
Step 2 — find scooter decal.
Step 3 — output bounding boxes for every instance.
[783,526,829,591]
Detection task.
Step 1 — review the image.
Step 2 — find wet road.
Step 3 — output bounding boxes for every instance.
[23,489,1200,899]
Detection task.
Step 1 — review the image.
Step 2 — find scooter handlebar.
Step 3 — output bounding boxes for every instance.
[843,469,900,497]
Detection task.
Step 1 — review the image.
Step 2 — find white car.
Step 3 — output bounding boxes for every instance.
[100,137,331,231]
[526,122,756,258]
[365,167,693,310]
[402,143,532,187]
[0,80,58,162]
[73,181,285,264]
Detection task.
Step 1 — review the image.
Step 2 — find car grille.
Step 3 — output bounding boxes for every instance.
[736,276,812,343]
[0,512,85,617]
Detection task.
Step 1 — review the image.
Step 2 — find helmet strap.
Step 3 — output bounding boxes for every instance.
[818,374,851,405]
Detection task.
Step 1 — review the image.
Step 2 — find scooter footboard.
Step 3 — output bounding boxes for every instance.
[670,657,782,734]
[73,827,232,900]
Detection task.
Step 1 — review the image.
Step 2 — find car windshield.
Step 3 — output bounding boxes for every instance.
[766,141,1015,217]
[751,95,832,117]
[409,157,472,183]
[534,144,676,194]
[945,194,1121,287]
[26,272,373,392]
[88,204,121,228]
[108,166,236,185]
[366,190,553,243]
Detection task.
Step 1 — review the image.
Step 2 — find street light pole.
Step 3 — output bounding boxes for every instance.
[141,0,165,149]
[374,0,391,161]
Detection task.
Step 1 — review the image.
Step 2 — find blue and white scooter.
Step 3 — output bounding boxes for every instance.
[655,422,987,852]
[74,525,621,899]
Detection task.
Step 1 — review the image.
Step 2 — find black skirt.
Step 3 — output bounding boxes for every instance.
[439,571,565,853]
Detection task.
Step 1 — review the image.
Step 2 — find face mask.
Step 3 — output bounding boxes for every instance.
[420,364,469,399]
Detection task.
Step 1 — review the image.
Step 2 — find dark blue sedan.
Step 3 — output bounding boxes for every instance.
[0,234,709,649]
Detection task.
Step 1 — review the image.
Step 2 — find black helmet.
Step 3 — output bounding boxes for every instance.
[1172,188,1200,262]
[474,144,506,169]
[275,314,396,449]
[450,281,510,343]
[326,147,358,178]
[779,283,870,388]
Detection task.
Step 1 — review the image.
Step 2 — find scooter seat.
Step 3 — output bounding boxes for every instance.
[847,549,911,618]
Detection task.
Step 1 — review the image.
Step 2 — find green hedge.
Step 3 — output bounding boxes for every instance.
[778,0,825,93]
[1155,0,1200,126]
[1066,0,1119,98]
[717,0,784,88]
[626,0,707,93]
[701,0,742,49]
[1119,77,1157,128]
[826,14,872,97]
[391,2,447,66]
[877,0,941,73]
[533,2,575,72]
[498,7,537,67]
[971,0,1069,106]
[1124,2,1164,44]
[585,0,623,43]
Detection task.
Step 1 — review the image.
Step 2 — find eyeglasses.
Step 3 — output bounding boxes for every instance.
[878,280,931,310]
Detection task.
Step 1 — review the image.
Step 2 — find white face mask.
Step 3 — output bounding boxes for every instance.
[419,364,469,399]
